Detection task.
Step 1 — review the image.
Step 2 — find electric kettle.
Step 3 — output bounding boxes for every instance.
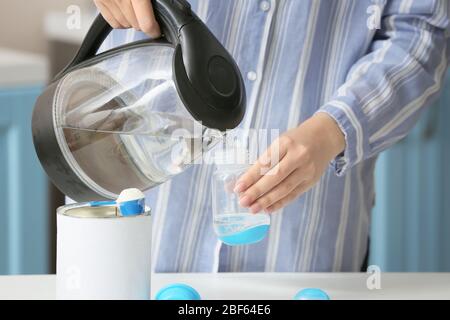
[32,0,246,201]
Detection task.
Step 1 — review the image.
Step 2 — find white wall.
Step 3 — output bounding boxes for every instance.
[0,0,93,54]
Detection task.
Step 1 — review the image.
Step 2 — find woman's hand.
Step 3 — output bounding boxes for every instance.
[93,0,161,37]
[234,113,346,214]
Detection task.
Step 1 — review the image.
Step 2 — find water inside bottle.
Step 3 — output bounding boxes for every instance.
[214,213,270,246]
[62,126,222,197]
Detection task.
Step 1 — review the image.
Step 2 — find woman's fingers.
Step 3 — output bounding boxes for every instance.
[94,0,122,28]
[94,0,161,36]
[239,153,299,209]
[234,139,287,194]
[247,168,306,213]
[266,182,311,213]
[115,0,140,29]
[131,0,161,37]
[102,0,131,27]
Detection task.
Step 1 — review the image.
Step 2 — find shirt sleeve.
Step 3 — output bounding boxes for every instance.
[316,0,449,176]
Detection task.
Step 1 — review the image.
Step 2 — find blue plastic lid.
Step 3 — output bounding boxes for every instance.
[118,198,145,216]
[155,284,201,300]
[294,288,330,300]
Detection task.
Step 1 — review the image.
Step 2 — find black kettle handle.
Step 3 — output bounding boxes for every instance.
[64,0,194,71]
[56,0,246,131]
[68,14,112,68]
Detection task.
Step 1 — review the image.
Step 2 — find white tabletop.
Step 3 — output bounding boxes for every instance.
[0,273,449,300]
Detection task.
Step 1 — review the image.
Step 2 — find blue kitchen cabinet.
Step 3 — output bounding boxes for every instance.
[371,70,450,272]
[0,85,49,275]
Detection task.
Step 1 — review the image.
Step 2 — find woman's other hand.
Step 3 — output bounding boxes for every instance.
[235,113,346,214]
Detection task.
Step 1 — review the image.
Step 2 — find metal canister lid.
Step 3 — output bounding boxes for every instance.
[57,202,150,219]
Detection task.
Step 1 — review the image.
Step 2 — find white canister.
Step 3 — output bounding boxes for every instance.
[56,203,151,300]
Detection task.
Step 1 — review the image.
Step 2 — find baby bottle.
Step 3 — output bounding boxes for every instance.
[211,148,270,246]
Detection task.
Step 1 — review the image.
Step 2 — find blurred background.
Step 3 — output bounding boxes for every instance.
[0,1,449,275]
[0,0,94,275]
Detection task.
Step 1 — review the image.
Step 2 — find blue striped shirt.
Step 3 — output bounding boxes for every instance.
[100,0,449,272]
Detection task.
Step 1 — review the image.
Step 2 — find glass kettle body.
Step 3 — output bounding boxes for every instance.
[32,0,246,201]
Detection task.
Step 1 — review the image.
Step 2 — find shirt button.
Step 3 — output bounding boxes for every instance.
[247,71,257,81]
[260,1,271,12]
